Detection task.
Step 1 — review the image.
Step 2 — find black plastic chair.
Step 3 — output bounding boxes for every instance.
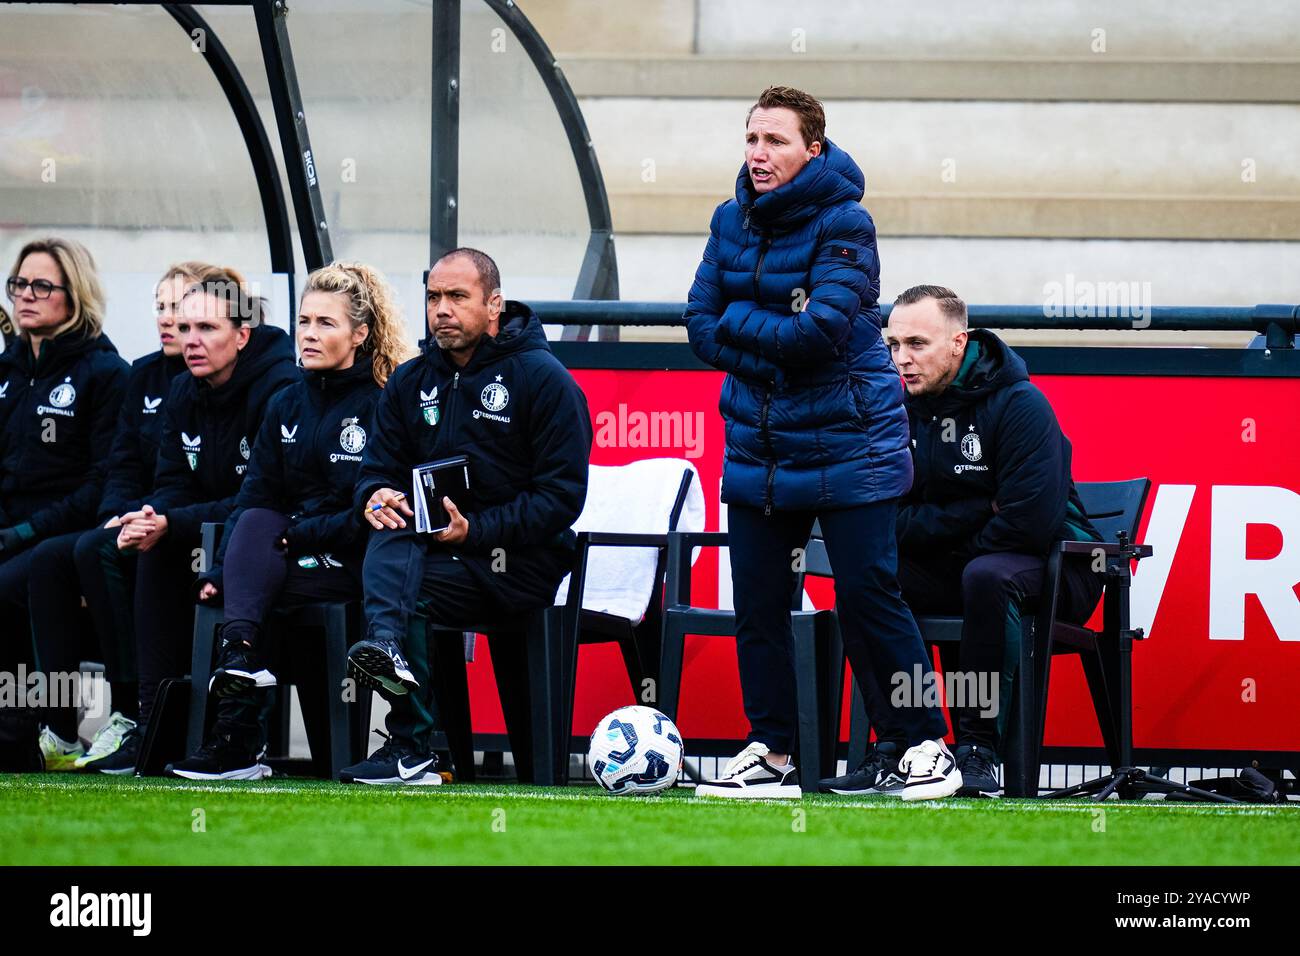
[846,478,1153,797]
[658,523,845,792]
[423,467,699,786]
[187,523,372,780]
[416,607,570,785]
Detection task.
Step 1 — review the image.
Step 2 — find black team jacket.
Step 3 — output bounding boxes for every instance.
[897,329,1099,560]
[355,302,592,611]
[97,350,189,522]
[149,325,298,543]
[0,329,129,541]
[204,353,382,586]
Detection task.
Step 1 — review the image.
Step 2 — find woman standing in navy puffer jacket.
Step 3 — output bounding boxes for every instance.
[686,87,960,802]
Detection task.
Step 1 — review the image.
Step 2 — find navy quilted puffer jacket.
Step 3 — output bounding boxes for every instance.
[685,139,912,511]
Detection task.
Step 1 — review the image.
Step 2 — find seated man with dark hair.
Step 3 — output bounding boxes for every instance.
[344,247,592,785]
[821,284,1103,797]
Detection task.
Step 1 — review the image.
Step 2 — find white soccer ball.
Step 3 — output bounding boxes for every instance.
[587,705,684,795]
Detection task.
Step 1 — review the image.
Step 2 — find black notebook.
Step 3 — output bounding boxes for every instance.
[412,455,471,533]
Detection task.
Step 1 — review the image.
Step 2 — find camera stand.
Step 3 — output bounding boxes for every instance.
[1047,766,1238,802]
[1044,530,1235,803]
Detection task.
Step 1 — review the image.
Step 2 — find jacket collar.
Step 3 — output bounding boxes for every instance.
[425,300,549,374]
[735,138,866,233]
[303,352,373,392]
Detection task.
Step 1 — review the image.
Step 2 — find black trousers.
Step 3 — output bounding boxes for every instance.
[0,543,38,673]
[73,525,140,716]
[728,498,950,755]
[861,550,1103,753]
[213,508,360,628]
[201,508,360,743]
[362,523,521,750]
[134,530,205,728]
[27,529,107,738]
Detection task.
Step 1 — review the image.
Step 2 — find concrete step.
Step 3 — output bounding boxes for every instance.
[581,98,1300,238]
[560,55,1300,104]
[523,0,1300,59]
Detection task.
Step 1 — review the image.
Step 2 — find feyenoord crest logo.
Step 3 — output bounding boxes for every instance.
[480,376,509,412]
[339,417,366,454]
[48,377,76,408]
[961,431,983,462]
[239,436,251,460]
[419,386,440,426]
[182,432,202,470]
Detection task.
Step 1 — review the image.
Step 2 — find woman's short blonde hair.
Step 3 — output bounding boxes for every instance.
[10,237,107,339]
[157,260,213,293]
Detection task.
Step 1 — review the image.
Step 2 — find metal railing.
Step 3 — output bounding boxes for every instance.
[532,301,1300,348]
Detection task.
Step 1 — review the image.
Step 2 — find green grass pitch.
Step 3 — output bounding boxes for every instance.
[2,774,1297,866]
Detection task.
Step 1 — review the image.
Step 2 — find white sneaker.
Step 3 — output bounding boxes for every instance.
[74,712,138,770]
[38,727,86,772]
[899,738,963,801]
[695,742,801,799]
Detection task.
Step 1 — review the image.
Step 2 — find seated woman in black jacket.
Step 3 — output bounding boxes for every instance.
[0,238,130,769]
[95,266,300,774]
[166,262,413,780]
[27,261,202,772]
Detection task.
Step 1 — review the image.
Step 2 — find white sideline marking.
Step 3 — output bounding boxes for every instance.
[1,778,1292,816]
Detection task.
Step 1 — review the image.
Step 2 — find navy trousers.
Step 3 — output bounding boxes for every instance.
[728,498,950,755]
[362,525,502,750]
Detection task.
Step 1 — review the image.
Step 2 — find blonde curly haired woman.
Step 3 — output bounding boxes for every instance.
[168,262,414,780]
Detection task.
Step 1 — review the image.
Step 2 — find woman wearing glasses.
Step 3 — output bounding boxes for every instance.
[24,262,205,771]
[0,239,130,761]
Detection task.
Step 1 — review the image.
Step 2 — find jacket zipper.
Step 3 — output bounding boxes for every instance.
[738,222,774,513]
[752,237,770,302]
[441,370,461,441]
[928,413,940,494]
[760,388,775,515]
[753,229,774,514]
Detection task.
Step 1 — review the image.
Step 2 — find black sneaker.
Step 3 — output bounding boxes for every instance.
[347,636,418,696]
[210,623,276,698]
[165,733,272,781]
[818,742,906,796]
[954,743,1001,797]
[340,732,443,786]
[84,725,141,775]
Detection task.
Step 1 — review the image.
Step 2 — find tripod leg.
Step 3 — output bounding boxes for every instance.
[1136,776,1239,804]
[1093,771,1127,802]
[1046,776,1109,799]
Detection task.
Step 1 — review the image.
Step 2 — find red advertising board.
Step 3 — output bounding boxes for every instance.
[464,368,1300,755]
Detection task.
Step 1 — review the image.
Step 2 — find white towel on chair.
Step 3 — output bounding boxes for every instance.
[554,458,705,624]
